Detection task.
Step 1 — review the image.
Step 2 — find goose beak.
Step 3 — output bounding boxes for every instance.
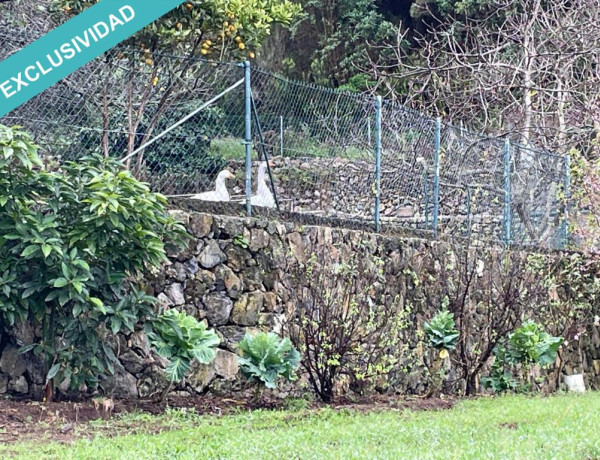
[268,160,275,167]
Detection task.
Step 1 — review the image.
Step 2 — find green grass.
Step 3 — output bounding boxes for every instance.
[207,136,372,160]
[209,137,247,159]
[4,393,600,459]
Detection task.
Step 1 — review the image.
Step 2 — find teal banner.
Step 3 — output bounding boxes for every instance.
[0,0,185,117]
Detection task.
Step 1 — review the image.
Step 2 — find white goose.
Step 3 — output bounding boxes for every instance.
[249,161,276,208]
[191,169,235,202]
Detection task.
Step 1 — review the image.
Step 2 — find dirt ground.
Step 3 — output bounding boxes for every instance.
[0,393,454,445]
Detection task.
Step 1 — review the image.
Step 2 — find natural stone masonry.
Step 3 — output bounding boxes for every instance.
[0,209,597,399]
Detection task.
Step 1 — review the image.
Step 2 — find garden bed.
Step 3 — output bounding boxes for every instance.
[1,393,599,459]
[0,394,453,446]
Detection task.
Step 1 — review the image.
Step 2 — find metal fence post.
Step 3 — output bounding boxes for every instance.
[374,96,382,231]
[244,61,252,217]
[432,117,441,237]
[279,115,284,157]
[504,138,511,245]
[562,154,571,247]
[423,171,429,230]
[251,95,280,211]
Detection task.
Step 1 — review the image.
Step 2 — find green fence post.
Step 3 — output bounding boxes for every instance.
[562,154,571,247]
[374,96,382,232]
[244,61,252,217]
[279,115,284,157]
[504,138,511,245]
[433,117,441,237]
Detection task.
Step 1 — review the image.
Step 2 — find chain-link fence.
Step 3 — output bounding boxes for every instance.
[0,35,570,249]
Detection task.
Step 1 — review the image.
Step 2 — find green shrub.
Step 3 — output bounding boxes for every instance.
[287,249,410,403]
[481,343,519,393]
[507,320,563,367]
[424,308,460,353]
[0,124,187,399]
[149,309,220,382]
[238,332,300,389]
[482,321,563,393]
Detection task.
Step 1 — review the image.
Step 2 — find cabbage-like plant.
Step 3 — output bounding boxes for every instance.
[238,332,300,390]
[423,308,460,397]
[424,308,460,355]
[482,322,563,393]
[149,309,220,398]
[507,320,563,367]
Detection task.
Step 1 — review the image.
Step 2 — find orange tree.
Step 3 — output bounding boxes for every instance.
[50,0,302,167]
[52,0,301,59]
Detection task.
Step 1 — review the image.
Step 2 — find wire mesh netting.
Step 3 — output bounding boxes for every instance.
[0,36,569,250]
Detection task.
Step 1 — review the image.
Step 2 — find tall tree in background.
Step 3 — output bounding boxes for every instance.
[369,0,600,156]
[282,0,394,89]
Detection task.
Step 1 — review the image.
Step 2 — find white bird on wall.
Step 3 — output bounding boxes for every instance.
[190,170,235,202]
[249,160,276,208]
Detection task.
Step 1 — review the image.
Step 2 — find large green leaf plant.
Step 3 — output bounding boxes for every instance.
[0,124,187,400]
[507,320,563,367]
[149,309,220,384]
[424,308,460,355]
[238,332,300,390]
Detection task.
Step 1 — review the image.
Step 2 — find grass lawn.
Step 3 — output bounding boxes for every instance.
[3,392,600,459]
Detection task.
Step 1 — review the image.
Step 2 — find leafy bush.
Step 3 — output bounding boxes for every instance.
[424,308,460,354]
[507,320,563,367]
[422,306,460,396]
[287,247,410,403]
[481,343,519,393]
[419,245,547,396]
[482,321,563,393]
[0,124,186,399]
[238,332,300,389]
[149,309,220,382]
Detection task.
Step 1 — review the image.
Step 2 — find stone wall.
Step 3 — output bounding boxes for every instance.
[153,157,507,239]
[0,209,597,399]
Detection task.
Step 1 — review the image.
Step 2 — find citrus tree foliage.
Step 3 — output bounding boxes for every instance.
[149,309,220,382]
[238,332,300,389]
[52,0,301,59]
[0,125,186,397]
[49,0,301,167]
